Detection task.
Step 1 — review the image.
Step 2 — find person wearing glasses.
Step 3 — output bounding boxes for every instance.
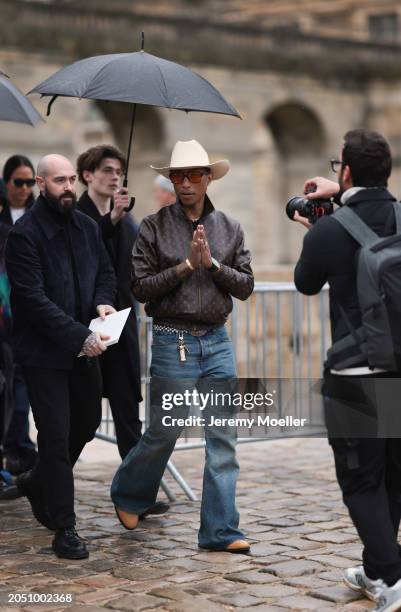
[293,130,401,612]
[0,156,38,482]
[0,156,36,225]
[111,139,254,554]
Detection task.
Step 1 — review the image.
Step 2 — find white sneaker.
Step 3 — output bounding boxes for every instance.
[374,578,401,612]
[343,566,385,601]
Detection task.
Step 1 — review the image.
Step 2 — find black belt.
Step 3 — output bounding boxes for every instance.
[153,323,217,337]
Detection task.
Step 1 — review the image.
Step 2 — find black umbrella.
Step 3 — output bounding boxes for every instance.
[0,72,43,126]
[29,34,240,210]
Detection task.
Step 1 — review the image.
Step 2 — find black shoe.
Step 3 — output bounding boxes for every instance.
[52,527,89,560]
[5,448,38,476]
[16,471,56,531]
[139,501,170,520]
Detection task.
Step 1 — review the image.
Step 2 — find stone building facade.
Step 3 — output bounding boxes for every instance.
[2,0,401,280]
[203,0,401,43]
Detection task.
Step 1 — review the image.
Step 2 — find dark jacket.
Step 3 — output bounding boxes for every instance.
[0,195,35,346]
[294,187,398,367]
[0,179,5,202]
[0,194,35,343]
[77,191,142,400]
[0,192,34,226]
[133,196,254,327]
[5,194,116,369]
[0,222,12,343]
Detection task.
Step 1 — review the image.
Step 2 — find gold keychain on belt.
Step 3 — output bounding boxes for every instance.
[178,331,188,362]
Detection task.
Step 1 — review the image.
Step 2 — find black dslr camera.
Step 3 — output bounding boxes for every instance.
[286,187,333,224]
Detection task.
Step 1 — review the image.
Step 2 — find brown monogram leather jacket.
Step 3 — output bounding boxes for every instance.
[132,196,254,329]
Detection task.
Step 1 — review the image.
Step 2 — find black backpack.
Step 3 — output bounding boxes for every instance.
[327,202,401,371]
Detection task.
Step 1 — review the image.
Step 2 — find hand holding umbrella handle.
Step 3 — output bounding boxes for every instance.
[122,176,135,212]
[124,197,135,213]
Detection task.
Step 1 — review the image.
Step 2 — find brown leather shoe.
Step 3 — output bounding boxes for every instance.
[224,539,251,554]
[114,506,139,530]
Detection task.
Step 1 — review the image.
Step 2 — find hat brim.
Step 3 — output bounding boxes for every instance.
[150,160,230,181]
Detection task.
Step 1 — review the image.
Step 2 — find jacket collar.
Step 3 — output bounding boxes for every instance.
[32,194,82,240]
[345,187,396,207]
[78,190,102,221]
[174,194,215,221]
[340,187,366,205]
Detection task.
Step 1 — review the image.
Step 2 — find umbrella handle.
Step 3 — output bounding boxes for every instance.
[124,196,136,213]
[46,95,58,116]
[122,176,135,212]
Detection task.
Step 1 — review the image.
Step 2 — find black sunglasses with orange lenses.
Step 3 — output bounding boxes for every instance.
[13,178,36,188]
[169,170,209,185]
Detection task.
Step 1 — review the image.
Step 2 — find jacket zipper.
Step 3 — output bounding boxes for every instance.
[187,216,203,319]
[198,267,202,319]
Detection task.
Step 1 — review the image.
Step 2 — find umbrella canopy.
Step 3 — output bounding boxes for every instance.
[29,51,240,118]
[0,73,43,126]
[29,37,240,210]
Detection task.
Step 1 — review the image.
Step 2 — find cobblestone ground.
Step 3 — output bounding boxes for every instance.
[0,439,375,611]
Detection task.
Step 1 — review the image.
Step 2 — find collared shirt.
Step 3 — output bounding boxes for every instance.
[340,186,366,205]
[10,207,25,224]
[340,186,383,206]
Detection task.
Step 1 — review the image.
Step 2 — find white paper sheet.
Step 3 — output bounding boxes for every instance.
[88,307,131,347]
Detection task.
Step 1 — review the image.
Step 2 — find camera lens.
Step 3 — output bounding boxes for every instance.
[286,197,310,221]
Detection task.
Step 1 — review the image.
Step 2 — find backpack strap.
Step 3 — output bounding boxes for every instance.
[333,206,378,246]
[393,202,401,234]
[326,302,369,370]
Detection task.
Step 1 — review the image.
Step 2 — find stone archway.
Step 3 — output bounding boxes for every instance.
[95,102,165,155]
[263,101,326,264]
[94,101,166,217]
[267,102,324,157]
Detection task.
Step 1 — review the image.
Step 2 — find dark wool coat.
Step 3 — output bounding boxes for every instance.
[5,195,116,369]
[78,192,142,401]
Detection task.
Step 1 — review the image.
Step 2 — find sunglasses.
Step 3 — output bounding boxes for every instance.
[13,178,36,188]
[169,170,209,185]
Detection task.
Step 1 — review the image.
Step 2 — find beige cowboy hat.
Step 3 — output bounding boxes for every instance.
[150,140,230,180]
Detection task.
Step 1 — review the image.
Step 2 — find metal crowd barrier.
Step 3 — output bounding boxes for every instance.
[96,282,330,500]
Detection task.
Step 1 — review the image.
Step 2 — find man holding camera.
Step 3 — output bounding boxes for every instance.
[293,129,401,612]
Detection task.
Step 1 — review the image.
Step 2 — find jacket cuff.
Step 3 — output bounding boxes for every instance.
[71,325,92,355]
[94,294,115,307]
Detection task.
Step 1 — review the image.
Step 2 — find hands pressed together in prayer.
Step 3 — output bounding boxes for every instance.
[187,225,213,270]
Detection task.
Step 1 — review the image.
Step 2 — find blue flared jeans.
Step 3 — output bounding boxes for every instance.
[111,325,245,549]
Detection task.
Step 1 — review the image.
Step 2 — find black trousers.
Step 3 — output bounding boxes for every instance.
[5,365,35,453]
[323,371,401,586]
[100,342,142,459]
[23,358,102,528]
[0,342,14,466]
